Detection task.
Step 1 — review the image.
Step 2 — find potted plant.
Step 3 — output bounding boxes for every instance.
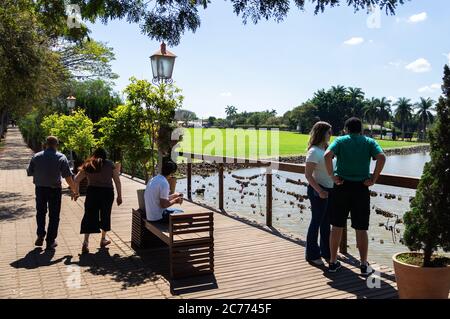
[393,65,450,299]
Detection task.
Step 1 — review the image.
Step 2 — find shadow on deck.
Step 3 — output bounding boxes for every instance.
[125,199,398,299]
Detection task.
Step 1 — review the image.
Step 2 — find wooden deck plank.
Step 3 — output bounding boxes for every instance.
[114,176,398,299]
[188,270,393,299]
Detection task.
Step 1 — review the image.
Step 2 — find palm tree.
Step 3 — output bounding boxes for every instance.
[394,97,413,140]
[330,85,347,99]
[225,105,237,127]
[314,89,328,99]
[415,97,435,141]
[377,97,392,139]
[363,98,378,136]
[347,87,365,116]
[225,105,237,119]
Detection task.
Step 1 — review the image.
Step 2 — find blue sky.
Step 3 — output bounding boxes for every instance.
[87,0,450,118]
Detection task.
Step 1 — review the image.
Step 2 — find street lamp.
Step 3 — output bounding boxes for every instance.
[149,43,177,177]
[150,42,177,84]
[66,95,76,113]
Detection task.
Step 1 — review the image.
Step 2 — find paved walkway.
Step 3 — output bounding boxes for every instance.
[0,127,399,299]
[0,128,172,299]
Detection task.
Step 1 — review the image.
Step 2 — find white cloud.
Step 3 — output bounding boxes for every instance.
[418,83,441,93]
[220,92,232,97]
[445,52,450,65]
[405,58,431,73]
[388,60,405,69]
[343,37,364,46]
[408,12,427,23]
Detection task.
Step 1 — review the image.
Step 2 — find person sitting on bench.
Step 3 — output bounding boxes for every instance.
[144,160,184,223]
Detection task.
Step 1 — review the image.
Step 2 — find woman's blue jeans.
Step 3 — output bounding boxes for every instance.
[306,185,332,261]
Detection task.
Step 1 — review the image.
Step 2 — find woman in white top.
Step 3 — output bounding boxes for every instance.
[304,121,334,265]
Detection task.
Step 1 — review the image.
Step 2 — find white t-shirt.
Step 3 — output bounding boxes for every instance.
[144,174,170,221]
[306,145,334,188]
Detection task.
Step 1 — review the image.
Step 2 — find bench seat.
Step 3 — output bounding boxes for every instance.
[131,209,214,279]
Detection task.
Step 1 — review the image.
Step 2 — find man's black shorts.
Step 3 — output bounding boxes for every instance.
[330,180,370,230]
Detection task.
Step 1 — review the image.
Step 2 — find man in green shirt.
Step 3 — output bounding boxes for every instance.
[324,117,386,275]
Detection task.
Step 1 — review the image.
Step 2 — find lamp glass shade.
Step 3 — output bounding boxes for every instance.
[150,43,176,82]
[66,96,76,110]
[151,55,176,80]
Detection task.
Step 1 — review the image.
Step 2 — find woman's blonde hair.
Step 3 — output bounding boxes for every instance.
[307,121,332,150]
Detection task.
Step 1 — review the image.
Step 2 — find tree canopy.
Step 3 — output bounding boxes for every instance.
[0,0,118,126]
[35,0,410,46]
[0,0,68,118]
[66,79,122,122]
[57,39,118,80]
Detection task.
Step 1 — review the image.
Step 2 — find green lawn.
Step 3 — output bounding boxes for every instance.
[178,128,426,158]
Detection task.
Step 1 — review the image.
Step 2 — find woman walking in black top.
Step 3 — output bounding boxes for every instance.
[74,148,122,254]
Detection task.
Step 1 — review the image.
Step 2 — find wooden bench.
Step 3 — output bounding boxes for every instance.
[131,209,214,279]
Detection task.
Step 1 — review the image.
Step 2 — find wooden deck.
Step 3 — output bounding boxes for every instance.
[111,175,398,299]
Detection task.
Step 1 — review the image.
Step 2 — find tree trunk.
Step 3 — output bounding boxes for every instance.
[380,121,384,139]
[0,112,3,140]
[402,122,405,141]
[0,109,6,139]
[148,123,156,178]
[423,119,427,141]
[157,150,163,175]
[144,160,149,183]
[423,242,433,267]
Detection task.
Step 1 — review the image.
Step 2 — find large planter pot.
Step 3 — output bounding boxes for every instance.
[393,252,450,299]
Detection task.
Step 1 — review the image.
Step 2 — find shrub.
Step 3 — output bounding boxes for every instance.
[403,65,450,267]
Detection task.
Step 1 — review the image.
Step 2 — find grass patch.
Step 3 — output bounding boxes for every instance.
[178,128,427,158]
[396,253,450,267]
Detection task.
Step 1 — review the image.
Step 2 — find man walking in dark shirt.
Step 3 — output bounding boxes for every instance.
[27,136,78,250]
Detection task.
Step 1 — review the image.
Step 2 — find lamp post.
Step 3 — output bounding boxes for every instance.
[66,95,76,168]
[149,43,177,177]
[150,42,177,84]
[66,95,76,113]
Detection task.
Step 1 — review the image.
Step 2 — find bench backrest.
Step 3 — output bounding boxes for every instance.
[169,212,214,244]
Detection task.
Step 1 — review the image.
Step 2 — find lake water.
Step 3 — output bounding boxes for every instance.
[370,152,430,177]
[175,152,431,267]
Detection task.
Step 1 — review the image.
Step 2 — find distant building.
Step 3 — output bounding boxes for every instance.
[364,124,392,132]
[187,120,204,128]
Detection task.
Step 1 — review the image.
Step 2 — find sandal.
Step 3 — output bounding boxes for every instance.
[81,242,89,254]
[100,239,111,248]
